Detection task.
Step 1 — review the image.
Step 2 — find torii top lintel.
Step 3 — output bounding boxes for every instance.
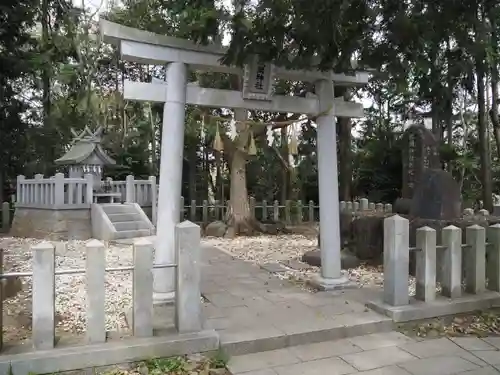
[99,19,370,87]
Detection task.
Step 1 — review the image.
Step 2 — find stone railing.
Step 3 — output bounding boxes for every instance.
[17,173,94,209]
[367,215,500,322]
[174,197,391,226]
[0,221,209,373]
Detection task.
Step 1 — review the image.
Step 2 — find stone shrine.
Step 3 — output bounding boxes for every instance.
[55,126,116,188]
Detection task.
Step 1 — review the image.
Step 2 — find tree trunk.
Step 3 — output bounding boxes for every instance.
[188,145,197,202]
[280,127,289,203]
[41,0,51,174]
[223,107,259,236]
[338,117,352,201]
[476,14,493,211]
[335,87,352,201]
[225,149,257,237]
[445,39,454,147]
[489,18,500,160]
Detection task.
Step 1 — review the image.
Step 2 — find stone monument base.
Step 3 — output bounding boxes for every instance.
[10,207,91,240]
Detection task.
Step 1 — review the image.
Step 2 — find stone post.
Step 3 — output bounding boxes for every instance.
[442,225,462,298]
[285,200,292,225]
[34,174,43,205]
[125,175,135,203]
[312,78,349,289]
[175,221,202,333]
[308,200,314,222]
[85,239,106,343]
[249,197,256,219]
[17,175,25,205]
[133,238,154,337]
[180,196,185,221]
[54,173,65,207]
[202,200,208,224]
[346,201,353,212]
[487,224,500,292]
[339,201,346,212]
[415,226,436,302]
[190,200,196,221]
[384,203,392,213]
[353,201,360,212]
[369,202,375,210]
[296,200,303,223]
[154,61,187,303]
[376,203,384,212]
[360,198,368,211]
[149,176,157,225]
[465,225,486,294]
[84,173,94,205]
[383,215,410,306]
[273,200,279,221]
[2,202,9,231]
[32,241,55,350]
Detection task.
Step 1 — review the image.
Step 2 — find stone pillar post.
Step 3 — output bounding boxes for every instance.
[154,62,187,303]
[311,79,351,290]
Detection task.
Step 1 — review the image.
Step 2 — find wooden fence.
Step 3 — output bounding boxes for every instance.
[368,215,500,322]
[0,221,205,373]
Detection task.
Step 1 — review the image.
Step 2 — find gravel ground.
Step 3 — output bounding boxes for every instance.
[1,232,403,345]
[1,236,133,343]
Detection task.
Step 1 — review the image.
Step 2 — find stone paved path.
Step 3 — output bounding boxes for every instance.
[227,333,500,375]
[198,246,392,354]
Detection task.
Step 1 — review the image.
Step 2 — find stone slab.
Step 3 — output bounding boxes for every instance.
[260,263,287,273]
[0,330,219,375]
[410,168,462,220]
[227,348,300,373]
[398,355,479,375]
[340,346,416,371]
[366,292,500,322]
[273,357,356,375]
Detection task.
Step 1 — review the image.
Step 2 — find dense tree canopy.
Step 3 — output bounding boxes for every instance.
[2,0,500,229]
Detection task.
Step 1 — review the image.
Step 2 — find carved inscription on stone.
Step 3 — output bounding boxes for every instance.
[402,124,439,199]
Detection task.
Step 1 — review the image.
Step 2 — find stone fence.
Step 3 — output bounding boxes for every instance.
[16,174,156,210]
[367,215,500,322]
[15,174,392,224]
[0,221,213,373]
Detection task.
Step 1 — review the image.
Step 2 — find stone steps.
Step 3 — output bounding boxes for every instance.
[98,203,154,240]
[113,221,151,231]
[107,213,142,223]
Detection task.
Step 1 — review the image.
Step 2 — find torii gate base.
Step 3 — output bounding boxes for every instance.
[100,19,368,301]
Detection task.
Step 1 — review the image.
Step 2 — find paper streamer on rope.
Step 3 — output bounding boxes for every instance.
[289,123,298,155]
[213,124,224,152]
[266,125,274,146]
[248,131,257,155]
[200,114,206,140]
[229,118,237,140]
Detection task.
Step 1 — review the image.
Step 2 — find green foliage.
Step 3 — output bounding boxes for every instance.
[210,347,230,368]
[144,356,186,374]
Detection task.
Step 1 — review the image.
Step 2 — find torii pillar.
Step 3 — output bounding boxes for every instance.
[310,79,353,290]
[154,62,187,303]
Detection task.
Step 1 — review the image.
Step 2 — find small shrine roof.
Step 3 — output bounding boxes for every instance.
[55,127,116,165]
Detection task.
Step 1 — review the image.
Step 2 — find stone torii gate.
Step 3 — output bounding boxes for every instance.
[100,19,370,301]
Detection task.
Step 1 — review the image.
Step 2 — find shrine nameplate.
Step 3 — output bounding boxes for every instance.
[242,55,275,101]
